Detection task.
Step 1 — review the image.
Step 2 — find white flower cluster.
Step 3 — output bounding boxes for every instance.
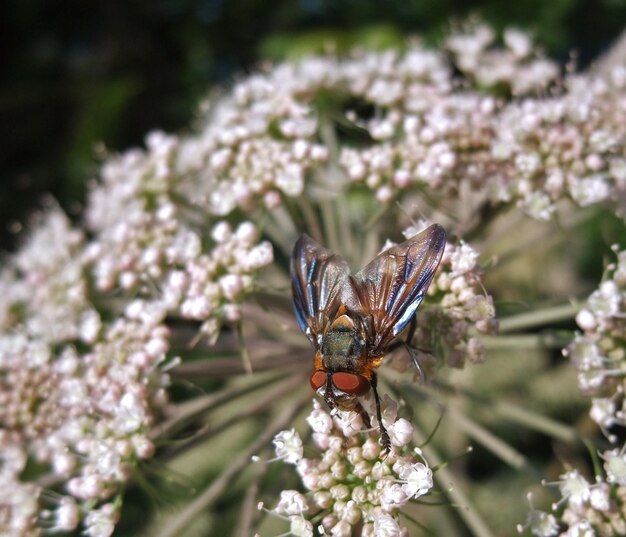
[267,399,434,536]
[1,209,98,343]
[520,460,626,537]
[78,24,623,232]
[520,248,626,536]
[324,29,625,222]
[85,131,274,339]
[445,24,559,95]
[491,70,626,221]
[389,223,497,375]
[564,247,626,436]
[0,211,169,536]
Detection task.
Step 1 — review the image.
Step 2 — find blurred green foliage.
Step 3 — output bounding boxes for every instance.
[2,0,625,251]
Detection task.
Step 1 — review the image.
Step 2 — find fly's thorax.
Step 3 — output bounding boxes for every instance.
[320,313,367,372]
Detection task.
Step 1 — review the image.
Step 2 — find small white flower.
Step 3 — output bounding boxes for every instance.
[273,429,303,464]
[504,28,532,58]
[84,504,117,537]
[518,510,559,537]
[275,490,309,516]
[557,470,590,507]
[602,448,626,485]
[330,519,352,537]
[218,274,244,300]
[590,398,617,430]
[450,242,478,275]
[563,519,594,537]
[399,462,433,498]
[290,516,314,537]
[243,241,274,270]
[306,403,333,434]
[570,175,611,207]
[589,482,610,512]
[388,418,414,447]
[575,309,597,331]
[211,221,232,243]
[334,410,363,437]
[373,514,402,537]
[379,482,409,508]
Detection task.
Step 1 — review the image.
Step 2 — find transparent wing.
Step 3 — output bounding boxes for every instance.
[290,234,359,348]
[352,224,446,355]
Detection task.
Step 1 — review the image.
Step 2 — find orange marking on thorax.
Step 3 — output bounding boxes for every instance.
[355,355,384,380]
[329,312,356,331]
[314,350,323,371]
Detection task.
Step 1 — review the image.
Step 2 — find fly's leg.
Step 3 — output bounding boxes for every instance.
[405,316,417,345]
[403,316,435,383]
[371,372,391,456]
[402,342,422,380]
[355,401,372,429]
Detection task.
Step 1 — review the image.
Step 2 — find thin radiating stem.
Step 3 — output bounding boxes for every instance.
[496,303,580,333]
[477,333,573,350]
[413,424,497,537]
[154,392,309,537]
[151,371,289,441]
[170,352,304,378]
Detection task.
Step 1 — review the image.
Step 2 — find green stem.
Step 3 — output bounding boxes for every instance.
[487,398,578,444]
[236,465,266,537]
[413,425,497,537]
[236,321,252,374]
[316,116,343,253]
[151,371,287,442]
[170,352,303,378]
[496,303,580,333]
[262,204,299,258]
[478,333,572,350]
[159,373,305,463]
[459,201,511,243]
[154,392,308,537]
[383,372,578,444]
[487,205,597,271]
[295,195,324,242]
[446,406,538,476]
[435,380,578,444]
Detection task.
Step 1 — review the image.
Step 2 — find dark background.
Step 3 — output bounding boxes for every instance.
[2,0,625,251]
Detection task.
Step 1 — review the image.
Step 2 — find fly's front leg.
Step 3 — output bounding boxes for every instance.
[371,372,391,456]
[355,401,372,429]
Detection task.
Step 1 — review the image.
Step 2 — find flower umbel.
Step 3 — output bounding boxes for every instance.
[267,400,434,535]
[3,20,626,537]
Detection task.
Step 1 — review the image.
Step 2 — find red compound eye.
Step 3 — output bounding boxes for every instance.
[310,371,327,391]
[331,372,370,395]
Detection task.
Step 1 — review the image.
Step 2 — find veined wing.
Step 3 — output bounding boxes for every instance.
[352,224,446,355]
[290,234,358,349]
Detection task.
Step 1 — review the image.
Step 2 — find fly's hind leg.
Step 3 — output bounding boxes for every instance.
[403,316,436,383]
